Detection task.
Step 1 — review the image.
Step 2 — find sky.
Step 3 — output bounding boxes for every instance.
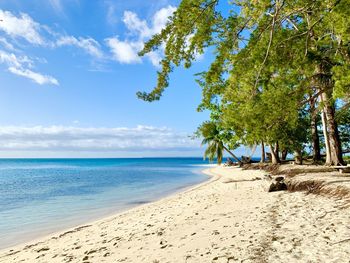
[0,0,250,158]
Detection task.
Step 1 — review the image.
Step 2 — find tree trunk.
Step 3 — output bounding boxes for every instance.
[314,60,344,166]
[321,92,345,165]
[260,141,265,163]
[321,107,332,164]
[281,149,287,161]
[294,150,303,165]
[274,141,281,163]
[223,146,241,165]
[269,144,280,164]
[310,96,321,163]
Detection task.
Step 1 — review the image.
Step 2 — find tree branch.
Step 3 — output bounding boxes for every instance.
[254,0,284,89]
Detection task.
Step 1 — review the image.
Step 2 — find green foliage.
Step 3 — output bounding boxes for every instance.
[138,0,222,101]
[336,105,350,150]
[196,121,224,164]
[138,0,350,159]
[196,121,239,164]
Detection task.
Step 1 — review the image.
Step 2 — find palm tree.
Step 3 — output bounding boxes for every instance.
[198,122,241,165]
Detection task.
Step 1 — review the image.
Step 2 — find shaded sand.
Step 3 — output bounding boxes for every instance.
[1,166,350,262]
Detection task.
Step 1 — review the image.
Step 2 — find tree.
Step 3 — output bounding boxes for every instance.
[308,92,322,163]
[336,105,350,153]
[137,0,350,166]
[196,121,241,165]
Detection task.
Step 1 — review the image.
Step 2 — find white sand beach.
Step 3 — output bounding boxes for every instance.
[1,166,349,262]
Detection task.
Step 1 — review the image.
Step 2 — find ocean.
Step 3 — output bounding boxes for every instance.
[0,158,213,249]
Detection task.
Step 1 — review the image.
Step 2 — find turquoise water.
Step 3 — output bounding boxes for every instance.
[0,158,212,249]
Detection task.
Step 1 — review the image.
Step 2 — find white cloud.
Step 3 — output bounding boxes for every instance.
[0,50,28,68]
[105,37,142,64]
[123,6,176,38]
[0,10,45,45]
[0,50,58,85]
[106,6,176,66]
[49,0,63,13]
[0,125,199,152]
[106,3,118,25]
[56,36,103,58]
[152,6,177,35]
[146,51,162,67]
[8,67,59,85]
[0,9,106,85]
[0,37,17,51]
[123,11,151,39]
[0,9,104,58]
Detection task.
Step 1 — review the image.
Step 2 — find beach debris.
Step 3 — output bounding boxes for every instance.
[225,158,234,166]
[58,225,92,238]
[157,227,165,236]
[268,177,287,192]
[212,230,220,235]
[241,155,252,164]
[264,174,272,180]
[35,247,50,253]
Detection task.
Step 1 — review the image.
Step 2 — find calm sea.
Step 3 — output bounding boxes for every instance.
[0,158,213,249]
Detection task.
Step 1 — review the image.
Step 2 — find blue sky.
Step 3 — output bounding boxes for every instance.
[0,0,214,157]
[0,0,251,158]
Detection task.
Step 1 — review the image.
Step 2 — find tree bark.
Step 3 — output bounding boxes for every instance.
[321,92,345,165]
[260,141,265,163]
[269,144,280,164]
[314,60,344,166]
[274,141,281,163]
[294,150,303,165]
[281,149,288,161]
[321,107,332,164]
[310,96,321,162]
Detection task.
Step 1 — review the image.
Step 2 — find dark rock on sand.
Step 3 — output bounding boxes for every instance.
[268,177,287,192]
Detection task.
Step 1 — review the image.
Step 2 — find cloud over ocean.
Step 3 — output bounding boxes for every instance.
[0,125,200,154]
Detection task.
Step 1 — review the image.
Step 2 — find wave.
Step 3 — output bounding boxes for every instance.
[189,164,218,167]
[0,165,80,170]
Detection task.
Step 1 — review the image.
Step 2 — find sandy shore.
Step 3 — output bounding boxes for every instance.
[1,166,349,262]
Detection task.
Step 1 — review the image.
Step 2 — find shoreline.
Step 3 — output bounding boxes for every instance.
[1,165,349,262]
[0,167,217,252]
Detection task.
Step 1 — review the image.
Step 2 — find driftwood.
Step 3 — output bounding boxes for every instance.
[226,158,234,165]
[241,155,252,164]
[333,166,350,173]
[224,158,240,167]
[303,148,350,160]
